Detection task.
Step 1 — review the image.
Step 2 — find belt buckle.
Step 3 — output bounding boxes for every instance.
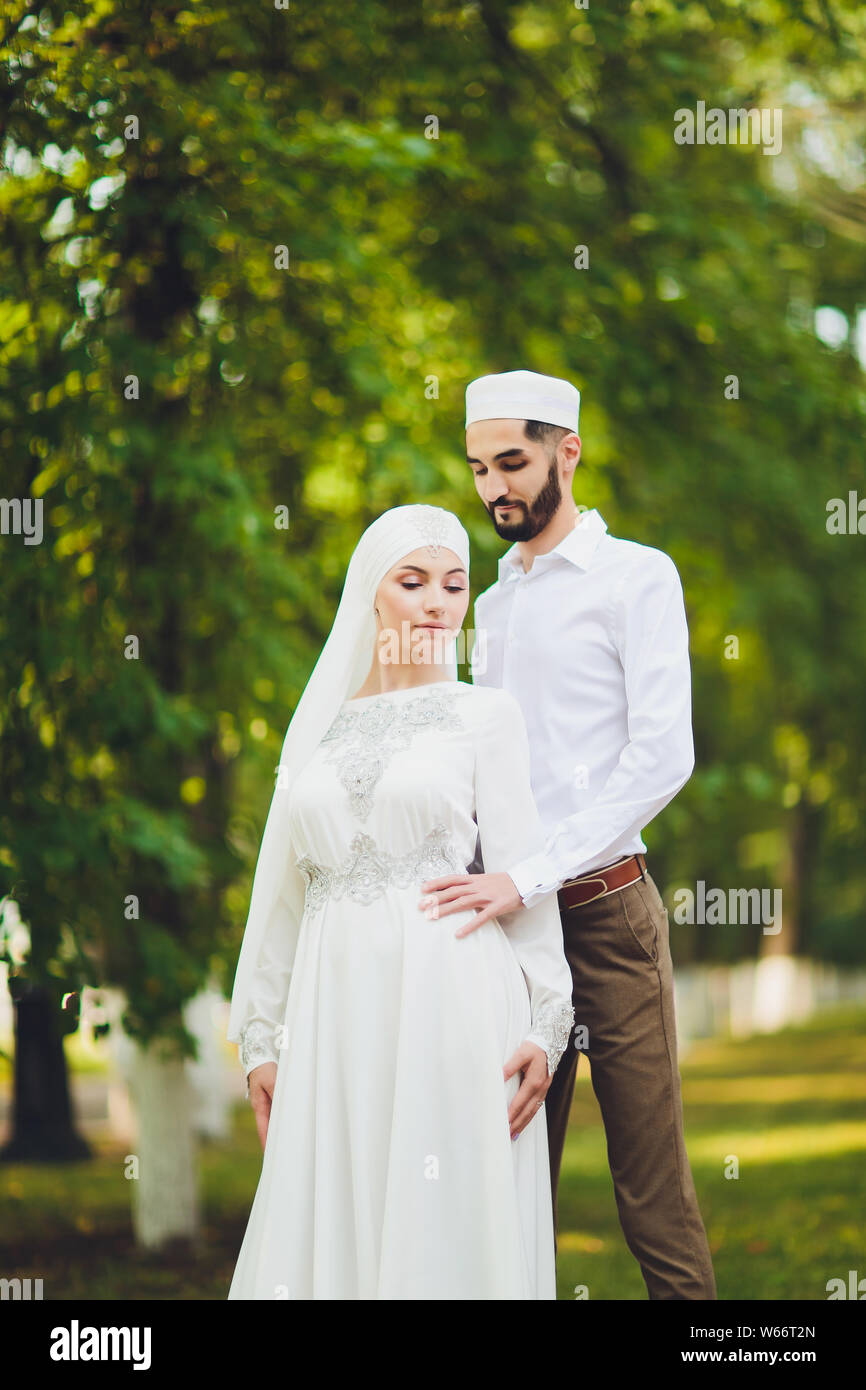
[569,875,610,907]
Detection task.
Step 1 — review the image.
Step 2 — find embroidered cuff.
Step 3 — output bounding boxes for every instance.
[526,1000,575,1076]
[239,1020,279,1098]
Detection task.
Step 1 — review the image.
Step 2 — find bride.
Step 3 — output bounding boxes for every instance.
[227,504,573,1300]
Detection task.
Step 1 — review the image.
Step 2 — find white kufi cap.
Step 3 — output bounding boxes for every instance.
[465,369,580,433]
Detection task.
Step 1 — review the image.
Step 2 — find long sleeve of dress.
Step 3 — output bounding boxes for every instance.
[473,689,575,1076]
[236,853,306,1099]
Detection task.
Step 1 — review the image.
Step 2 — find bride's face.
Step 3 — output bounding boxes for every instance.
[374,547,469,666]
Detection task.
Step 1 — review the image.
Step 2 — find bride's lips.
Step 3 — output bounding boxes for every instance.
[415,623,448,629]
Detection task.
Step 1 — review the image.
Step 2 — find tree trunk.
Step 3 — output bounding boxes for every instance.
[0,983,91,1162]
[760,803,807,959]
[753,804,810,1031]
[126,1040,201,1251]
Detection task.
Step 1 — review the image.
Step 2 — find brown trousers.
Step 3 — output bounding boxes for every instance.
[545,862,717,1300]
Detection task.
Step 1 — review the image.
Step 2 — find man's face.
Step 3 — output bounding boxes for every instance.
[466,419,574,541]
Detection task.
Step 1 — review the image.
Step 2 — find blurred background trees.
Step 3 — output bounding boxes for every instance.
[1,0,864,1244]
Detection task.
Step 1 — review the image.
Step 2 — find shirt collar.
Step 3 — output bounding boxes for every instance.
[497,508,608,584]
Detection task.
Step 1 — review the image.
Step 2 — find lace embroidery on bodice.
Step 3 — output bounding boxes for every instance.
[320,687,465,821]
[297,825,459,911]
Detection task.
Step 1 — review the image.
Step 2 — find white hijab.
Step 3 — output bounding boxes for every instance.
[227,504,472,1043]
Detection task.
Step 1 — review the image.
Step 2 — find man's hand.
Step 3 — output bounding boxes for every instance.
[418,871,523,936]
[248,1061,278,1151]
[504,1041,551,1139]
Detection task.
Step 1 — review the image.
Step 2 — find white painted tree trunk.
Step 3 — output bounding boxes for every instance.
[125,1040,201,1249]
[184,988,231,1141]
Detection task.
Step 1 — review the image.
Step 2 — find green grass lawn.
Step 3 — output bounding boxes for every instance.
[1,1006,863,1300]
[554,1005,866,1300]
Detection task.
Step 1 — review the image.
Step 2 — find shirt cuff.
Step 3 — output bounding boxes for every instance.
[508,853,563,910]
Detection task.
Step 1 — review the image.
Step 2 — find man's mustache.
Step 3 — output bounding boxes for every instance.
[489,498,526,513]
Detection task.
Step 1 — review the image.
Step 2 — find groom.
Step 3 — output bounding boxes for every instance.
[421,369,716,1300]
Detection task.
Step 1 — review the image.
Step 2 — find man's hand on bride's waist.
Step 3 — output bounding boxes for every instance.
[418,871,524,935]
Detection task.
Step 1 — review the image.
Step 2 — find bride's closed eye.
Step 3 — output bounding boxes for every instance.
[401,582,466,593]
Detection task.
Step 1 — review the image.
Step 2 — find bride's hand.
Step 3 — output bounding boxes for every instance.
[418,871,523,934]
[503,1041,552,1140]
[248,1062,278,1151]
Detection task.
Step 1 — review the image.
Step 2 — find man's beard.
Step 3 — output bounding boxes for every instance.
[488,457,562,540]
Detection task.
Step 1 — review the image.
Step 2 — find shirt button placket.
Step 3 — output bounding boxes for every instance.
[505,580,521,663]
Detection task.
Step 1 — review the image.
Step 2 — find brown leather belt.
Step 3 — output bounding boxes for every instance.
[557,853,647,910]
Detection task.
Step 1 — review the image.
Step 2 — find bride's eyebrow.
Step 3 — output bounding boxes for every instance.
[398,565,467,577]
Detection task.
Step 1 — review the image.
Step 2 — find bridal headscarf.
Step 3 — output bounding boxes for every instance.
[227,504,472,1044]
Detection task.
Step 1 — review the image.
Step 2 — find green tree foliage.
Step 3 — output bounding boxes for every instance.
[1,0,864,1078]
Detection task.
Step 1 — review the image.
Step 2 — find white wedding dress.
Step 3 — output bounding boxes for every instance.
[228,679,573,1300]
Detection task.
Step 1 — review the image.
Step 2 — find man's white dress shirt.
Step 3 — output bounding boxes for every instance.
[470,508,695,911]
